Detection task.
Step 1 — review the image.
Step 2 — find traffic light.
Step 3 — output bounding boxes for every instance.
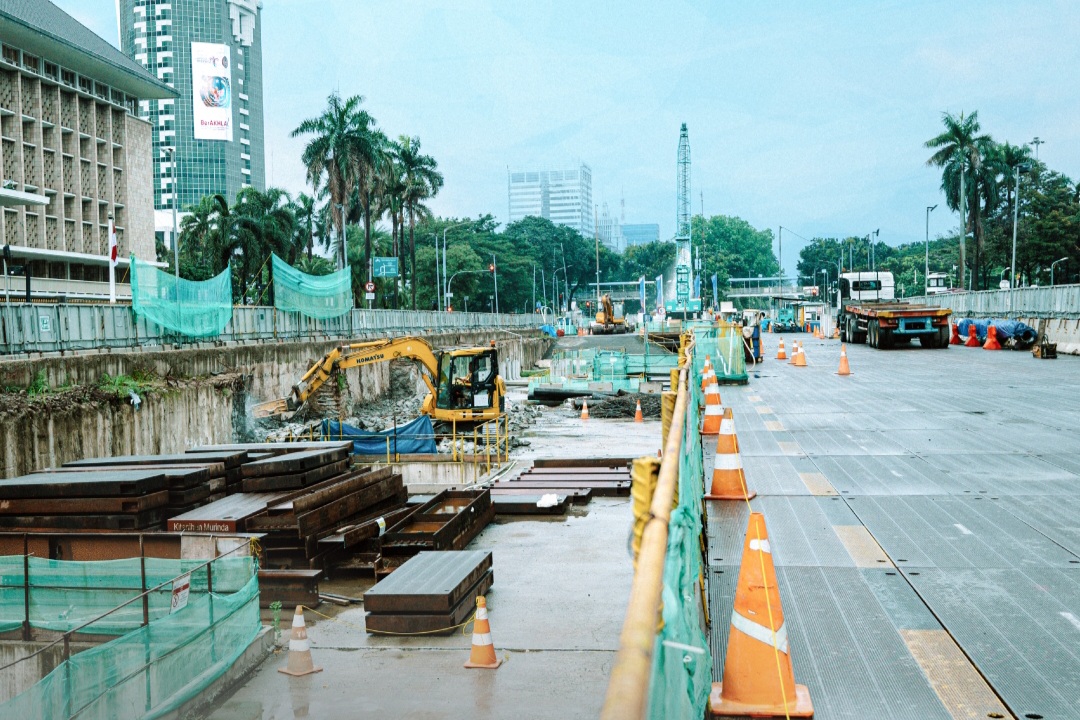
[488,263,495,273]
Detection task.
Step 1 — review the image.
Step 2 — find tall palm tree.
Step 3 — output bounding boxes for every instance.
[926,111,992,289]
[291,94,381,270]
[292,192,317,261]
[398,135,444,308]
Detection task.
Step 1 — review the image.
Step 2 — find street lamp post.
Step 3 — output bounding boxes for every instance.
[925,205,936,291]
[164,147,178,281]
[492,254,499,314]
[440,222,470,311]
[1051,257,1067,286]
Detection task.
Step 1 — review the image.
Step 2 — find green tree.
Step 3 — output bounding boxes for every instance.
[398,136,444,309]
[925,111,993,290]
[292,93,381,270]
[292,192,318,260]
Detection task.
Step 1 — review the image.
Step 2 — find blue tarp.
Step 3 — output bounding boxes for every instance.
[321,415,438,455]
[957,318,1037,346]
[540,324,558,338]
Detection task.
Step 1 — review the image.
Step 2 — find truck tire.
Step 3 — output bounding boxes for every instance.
[918,333,936,348]
[840,321,848,343]
[868,320,878,348]
[879,328,894,349]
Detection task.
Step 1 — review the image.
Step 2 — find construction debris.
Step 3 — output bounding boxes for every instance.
[570,393,661,419]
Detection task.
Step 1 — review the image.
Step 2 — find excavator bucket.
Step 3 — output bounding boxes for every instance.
[252,398,293,420]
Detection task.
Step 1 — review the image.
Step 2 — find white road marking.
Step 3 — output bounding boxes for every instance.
[1061,612,1080,633]
[891,470,903,478]
[953,523,973,536]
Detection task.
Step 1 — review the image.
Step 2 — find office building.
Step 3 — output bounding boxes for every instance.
[622,223,660,247]
[596,201,624,252]
[118,0,265,247]
[0,0,173,299]
[507,163,593,238]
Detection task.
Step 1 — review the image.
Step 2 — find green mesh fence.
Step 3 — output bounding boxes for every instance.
[131,257,233,337]
[0,555,260,719]
[271,253,353,319]
[647,339,713,719]
[695,323,748,384]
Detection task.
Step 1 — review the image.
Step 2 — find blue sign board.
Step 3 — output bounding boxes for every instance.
[373,257,399,278]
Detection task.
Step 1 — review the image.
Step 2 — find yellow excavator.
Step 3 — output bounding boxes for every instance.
[591,294,628,335]
[253,336,506,425]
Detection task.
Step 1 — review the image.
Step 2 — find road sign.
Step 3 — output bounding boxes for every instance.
[445,292,454,298]
[364,281,376,293]
[170,572,191,614]
[373,257,398,278]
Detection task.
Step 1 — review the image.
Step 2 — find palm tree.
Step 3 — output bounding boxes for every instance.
[292,192,317,261]
[926,111,992,289]
[291,94,381,270]
[398,136,444,308]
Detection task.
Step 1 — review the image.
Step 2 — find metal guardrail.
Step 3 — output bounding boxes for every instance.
[907,284,1080,319]
[0,304,539,355]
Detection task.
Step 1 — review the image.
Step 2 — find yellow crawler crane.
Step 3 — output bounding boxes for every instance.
[253,336,506,425]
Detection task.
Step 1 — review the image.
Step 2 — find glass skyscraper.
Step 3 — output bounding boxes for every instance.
[117,0,265,246]
[507,164,593,238]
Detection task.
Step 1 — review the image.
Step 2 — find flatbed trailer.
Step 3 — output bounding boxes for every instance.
[838,302,952,349]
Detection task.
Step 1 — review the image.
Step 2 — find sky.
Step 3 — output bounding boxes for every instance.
[57,0,1080,277]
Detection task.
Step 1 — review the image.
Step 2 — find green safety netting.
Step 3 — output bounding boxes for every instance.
[647,341,713,719]
[271,253,353,319]
[0,555,260,720]
[696,323,748,384]
[131,256,233,337]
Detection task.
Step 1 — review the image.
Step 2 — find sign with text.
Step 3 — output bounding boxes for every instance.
[373,257,399,278]
[191,42,233,141]
[170,573,191,614]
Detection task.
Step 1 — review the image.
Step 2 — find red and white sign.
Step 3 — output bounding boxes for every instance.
[170,572,191,614]
[364,281,376,293]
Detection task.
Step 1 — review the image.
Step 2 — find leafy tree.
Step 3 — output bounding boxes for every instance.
[398,136,444,308]
[292,93,382,270]
[292,192,318,260]
[925,111,993,289]
[621,240,676,303]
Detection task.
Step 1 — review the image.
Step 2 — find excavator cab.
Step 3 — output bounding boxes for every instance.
[435,348,501,414]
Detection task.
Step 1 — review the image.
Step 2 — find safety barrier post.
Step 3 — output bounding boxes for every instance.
[207,560,217,663]
[21,534,29,641]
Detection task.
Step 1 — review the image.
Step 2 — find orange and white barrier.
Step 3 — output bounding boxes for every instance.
[279,606,323,677]
[704,409,755,501]
[701,380,724,434]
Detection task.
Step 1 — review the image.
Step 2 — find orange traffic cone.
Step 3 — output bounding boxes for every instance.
[705,409,755,501]
[983,325,1001,350]
[836,344,851,375]
[710,513,813,717]
[279,606,322,677]
[788,341,798,365]
[776,338,787,361]
[832,326,840,339]
[950,323,962,345]
[701,357,716,391]
[634,400,644,423]
[464,596,501,669]
[964,325,980,347]
[793,345,807,367]
[581,399,589,421]
[701,380,724,434]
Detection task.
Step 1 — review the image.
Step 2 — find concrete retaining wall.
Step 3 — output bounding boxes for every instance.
[0,330,549,478]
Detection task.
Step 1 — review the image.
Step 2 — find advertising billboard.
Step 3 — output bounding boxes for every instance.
[191,42,233,141]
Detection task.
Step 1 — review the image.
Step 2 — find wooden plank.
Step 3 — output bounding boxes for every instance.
[531,458,633,469]
[366,571,494,634]
[364,551,493,614]
[257,569,322,608]
[0,490,170,515]
[494,480,629,496]
[0,471,169,499]
[240,448,351,478]
[382,490,493,556]
[339,500,413,549]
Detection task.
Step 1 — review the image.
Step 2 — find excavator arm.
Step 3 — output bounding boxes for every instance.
[253,336,442,420]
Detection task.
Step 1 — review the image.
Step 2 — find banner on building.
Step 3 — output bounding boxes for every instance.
[655,275,664,310]
[191,42,233,141]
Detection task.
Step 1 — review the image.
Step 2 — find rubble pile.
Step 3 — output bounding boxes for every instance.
[571,393,662,419]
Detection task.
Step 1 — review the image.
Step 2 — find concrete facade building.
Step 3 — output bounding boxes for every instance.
[507,163,593,238]
[622,223,660,247]
[117,0,265,247]
[0,0,174,300]
[596,201,624,252]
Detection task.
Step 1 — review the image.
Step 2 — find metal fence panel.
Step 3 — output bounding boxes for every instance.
[1,303,538,355]
[907,284,1080,319]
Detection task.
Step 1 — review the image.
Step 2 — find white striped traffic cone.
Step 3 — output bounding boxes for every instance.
[464,596,501,669]
[701,378,724,434]
[705,409,755,500]
[279,606,322,676]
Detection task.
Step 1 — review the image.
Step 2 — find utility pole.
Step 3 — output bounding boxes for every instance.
[925,205,936,291]
[959,161,967,291]
[433,234,441,310]
[164,147,179,282]
[594,205,600,305]
[492,253,499,314]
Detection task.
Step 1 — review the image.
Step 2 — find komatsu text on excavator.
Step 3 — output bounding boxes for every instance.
[253,336,505,426]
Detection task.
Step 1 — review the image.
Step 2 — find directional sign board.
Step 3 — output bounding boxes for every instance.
[373,257,399,278]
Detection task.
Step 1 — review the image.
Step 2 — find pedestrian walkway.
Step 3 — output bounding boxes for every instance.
[706,334,1080,719]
